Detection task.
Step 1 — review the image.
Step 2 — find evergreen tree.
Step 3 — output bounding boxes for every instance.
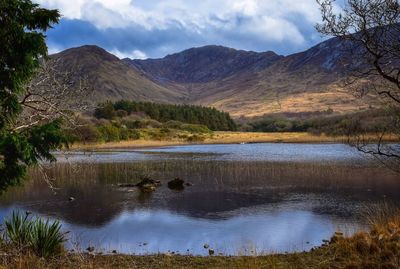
[0,0,63,192]
[95,100,237,131]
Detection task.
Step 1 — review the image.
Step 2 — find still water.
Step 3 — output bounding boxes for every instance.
[0,143,399,255]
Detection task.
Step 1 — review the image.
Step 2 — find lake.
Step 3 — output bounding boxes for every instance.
[0,143,399,255]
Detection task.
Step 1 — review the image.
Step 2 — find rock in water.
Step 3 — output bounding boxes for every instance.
[136,178,161,187]
[208,249,215,256]
[140,184,156,193]
[168,178,185,190]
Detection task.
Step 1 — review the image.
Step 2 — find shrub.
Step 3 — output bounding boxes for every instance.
[94,101,116,120]
[144,119,162,128]
[97,123,121,142]
[180,124,211,133]
[120,128,140,140]
[116,109,128,118]
[68,125,101,143]
[5,211,32,247]
[4,211,66,258]
[163,120,183,129]
[30,218,65,258]
[122,119,142,129]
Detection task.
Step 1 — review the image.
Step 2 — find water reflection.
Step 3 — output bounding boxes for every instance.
[0,143,399,255]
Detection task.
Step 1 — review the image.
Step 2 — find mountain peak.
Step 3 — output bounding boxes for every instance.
[126,45,283,83]
[53,45,119,62]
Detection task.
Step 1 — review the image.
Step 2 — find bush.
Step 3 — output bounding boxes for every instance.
[143,119,162,128]
[5,211,32,247]
[97,123,121,142]
[180,124,211,133]
[116,109,128,118]
[120,128,140,140]
[68,125,101,143]
[163,120,183,129]
[122,119,142,129]
[30,218,65,258]
[5,211,66,258]
[94,101,116,120]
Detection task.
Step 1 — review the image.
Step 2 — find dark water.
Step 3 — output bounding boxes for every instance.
[0,143,399,255]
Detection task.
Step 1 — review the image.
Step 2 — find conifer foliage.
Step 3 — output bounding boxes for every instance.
[95,100,237,131]
[0,1,64,191]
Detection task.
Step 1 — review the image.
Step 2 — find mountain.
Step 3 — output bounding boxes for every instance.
[124,45,283,84]
[125,40,374,117]
[49,45,181,104]
[48,40,376,118]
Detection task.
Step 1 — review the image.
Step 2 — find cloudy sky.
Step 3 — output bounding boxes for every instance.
[35,0,340,59]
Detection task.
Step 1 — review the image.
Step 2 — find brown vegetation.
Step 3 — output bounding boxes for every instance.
[70,131,399,151]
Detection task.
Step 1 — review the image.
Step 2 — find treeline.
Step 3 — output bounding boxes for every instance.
[242,109,394,135]
[94,100,237,131]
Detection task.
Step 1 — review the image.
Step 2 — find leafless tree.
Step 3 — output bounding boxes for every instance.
[11,58,94,192]
[316,0,400,169]
[13,58,93,132]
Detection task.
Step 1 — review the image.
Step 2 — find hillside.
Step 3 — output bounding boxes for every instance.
[127,39,376,117]
[48,40,378,118]
[49,46,182,105]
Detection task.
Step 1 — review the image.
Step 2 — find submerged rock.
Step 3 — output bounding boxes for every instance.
[168,178,185,190]
[140,184,156,193]
[119,178,161,193]
[135,178,161,188]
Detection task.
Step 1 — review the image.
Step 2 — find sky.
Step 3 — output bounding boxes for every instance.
[35,0,340,59]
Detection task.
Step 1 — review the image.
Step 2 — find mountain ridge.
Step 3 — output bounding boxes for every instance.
[48,39,376,118]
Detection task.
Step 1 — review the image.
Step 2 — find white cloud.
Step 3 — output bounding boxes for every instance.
[36,0,336,57]
[110,49,147,59]
[36,0,322,43]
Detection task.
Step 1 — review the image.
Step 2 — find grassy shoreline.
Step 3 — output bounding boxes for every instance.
[70,132,343,151]
[70,131,399,151]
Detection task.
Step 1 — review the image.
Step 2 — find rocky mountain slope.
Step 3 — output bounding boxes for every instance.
[49,39,376,118]
[49,45,182,104]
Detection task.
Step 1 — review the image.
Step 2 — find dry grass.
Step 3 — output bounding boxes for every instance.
[0,247,340,269]
[71,140,188,151]
[207,132,345,144]
[70,131,399,151]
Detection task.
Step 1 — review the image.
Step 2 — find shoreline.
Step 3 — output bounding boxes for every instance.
[69,132,348,151]
[69,131,398,151]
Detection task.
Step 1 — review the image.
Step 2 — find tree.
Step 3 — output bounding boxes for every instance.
[0,0,65,191]
[94,101,116,120]
[316,0,400,169]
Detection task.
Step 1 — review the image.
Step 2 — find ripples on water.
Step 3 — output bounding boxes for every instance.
[0,143,398,255]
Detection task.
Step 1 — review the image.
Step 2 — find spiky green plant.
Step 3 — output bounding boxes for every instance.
[4,211,66,257]
[30,218,65,258]
[5,211,32,248]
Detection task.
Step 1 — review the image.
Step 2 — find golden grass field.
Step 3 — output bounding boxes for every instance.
[70,132,342,150]
[70,131,399,151]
